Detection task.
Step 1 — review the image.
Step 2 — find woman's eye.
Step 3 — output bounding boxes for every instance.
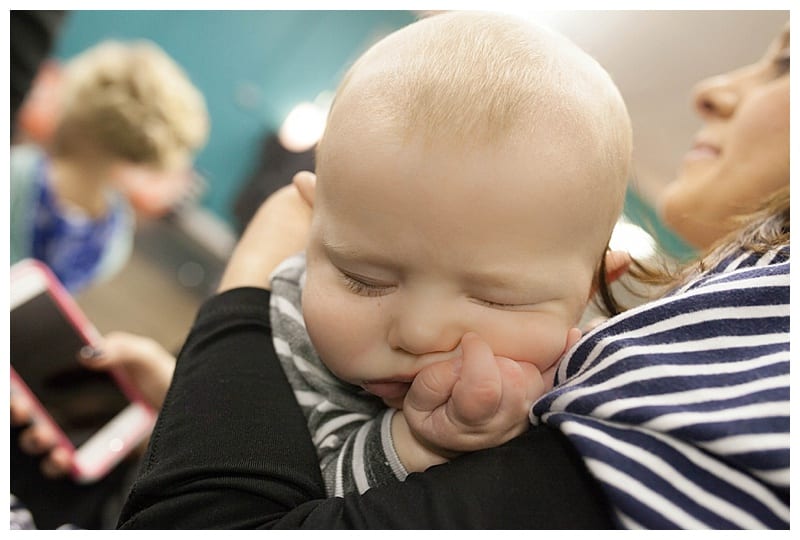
[340,272,392,297]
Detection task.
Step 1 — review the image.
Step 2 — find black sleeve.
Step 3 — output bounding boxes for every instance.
[117,288,614,529]
[10,10,67,136]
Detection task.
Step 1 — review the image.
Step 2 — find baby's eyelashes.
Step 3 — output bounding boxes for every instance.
[468,296,537,311]
[339,270,395,297]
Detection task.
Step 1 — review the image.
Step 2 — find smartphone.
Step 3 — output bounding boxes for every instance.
[10,259,156,484]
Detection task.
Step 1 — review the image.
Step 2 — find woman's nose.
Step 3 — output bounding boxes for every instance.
[692,73,740,120]
[388,298,463,357]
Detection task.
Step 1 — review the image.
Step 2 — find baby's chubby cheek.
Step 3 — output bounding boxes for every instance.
[301,286,372,385]
[302,282,342,360]
[489,325,573,374]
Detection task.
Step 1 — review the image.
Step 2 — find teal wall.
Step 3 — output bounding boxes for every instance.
[54,10,416,227]
[54,10,692,260]
[624,188,696,261]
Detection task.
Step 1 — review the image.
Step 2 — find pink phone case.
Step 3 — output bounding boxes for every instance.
[10,259,156,482]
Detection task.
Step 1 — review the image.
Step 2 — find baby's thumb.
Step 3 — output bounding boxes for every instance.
[452,333,502,424]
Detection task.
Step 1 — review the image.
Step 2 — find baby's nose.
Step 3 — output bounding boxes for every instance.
[388,302,463,357]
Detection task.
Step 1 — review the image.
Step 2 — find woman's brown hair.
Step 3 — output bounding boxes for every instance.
[594,185,789,317]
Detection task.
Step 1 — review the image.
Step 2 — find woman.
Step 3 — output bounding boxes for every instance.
[16,22,789,530]
[658,23,789,251]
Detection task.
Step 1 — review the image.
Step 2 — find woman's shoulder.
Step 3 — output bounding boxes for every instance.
[673,244,789,296]
[591,245,789,344]
[534,244,790,528]
[541,243,790,436]
[704,243,788,276]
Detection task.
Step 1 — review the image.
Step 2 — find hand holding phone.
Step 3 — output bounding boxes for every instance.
[10,259,157,483]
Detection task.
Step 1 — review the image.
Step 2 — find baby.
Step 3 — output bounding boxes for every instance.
[270,11,632,496]
[10,40,208,292]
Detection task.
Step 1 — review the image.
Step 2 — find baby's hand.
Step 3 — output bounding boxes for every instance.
[402,333,547,457]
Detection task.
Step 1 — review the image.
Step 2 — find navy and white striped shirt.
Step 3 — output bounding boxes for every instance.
[532,246,789,528]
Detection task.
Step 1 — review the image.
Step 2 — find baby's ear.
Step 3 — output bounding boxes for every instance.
[604,250,631,284]
[292,170,317,208]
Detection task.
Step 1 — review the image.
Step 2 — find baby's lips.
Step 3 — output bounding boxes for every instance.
[362,381,413,401]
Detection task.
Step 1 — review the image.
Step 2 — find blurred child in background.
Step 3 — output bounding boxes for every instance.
[10,40,209,292]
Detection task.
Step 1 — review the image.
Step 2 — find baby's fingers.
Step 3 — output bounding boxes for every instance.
[405,358,461,414]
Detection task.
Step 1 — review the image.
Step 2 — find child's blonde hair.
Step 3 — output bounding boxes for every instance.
[50,40,209,169]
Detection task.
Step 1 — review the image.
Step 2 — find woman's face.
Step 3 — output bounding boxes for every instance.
[659,26,789,250]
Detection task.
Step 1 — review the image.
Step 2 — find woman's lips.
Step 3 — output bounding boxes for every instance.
[362,380,413,400]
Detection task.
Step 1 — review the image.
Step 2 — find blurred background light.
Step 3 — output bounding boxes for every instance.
[610,219,658,261]
[278,100,328,153]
